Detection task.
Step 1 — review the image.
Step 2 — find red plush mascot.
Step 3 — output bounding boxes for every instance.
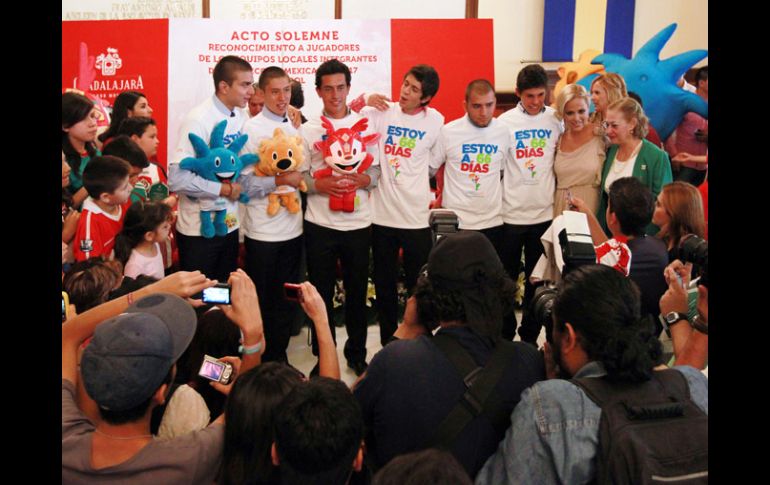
[312,116,380,212]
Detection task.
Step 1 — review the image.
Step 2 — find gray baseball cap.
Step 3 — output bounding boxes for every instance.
[81,293,197,411]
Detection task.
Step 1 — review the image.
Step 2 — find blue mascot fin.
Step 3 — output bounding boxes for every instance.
[210,120,228,149]
[227,132,250,154]
[188,132,210,158]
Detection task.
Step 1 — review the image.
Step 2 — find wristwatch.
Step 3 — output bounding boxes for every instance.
[690,315,708,335]
[664,311,689,327]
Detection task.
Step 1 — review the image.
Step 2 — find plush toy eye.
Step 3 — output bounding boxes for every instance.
[230,156,236,166]
[353,148,357,155]
[272,152,278,161]
[288,149,293,158]
[214,157,221,167]
[337,150,342,157]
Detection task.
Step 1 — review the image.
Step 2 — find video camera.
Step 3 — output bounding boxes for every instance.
[675,234,708,288]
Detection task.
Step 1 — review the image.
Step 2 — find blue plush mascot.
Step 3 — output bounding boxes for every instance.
[180,120,258,238]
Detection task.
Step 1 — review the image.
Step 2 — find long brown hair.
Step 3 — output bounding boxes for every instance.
[657,182,705,249]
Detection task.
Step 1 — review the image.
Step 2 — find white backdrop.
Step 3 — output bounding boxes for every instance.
[166,18,391,160]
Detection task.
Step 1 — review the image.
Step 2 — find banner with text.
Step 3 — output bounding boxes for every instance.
[167,18,391,161]
[63,18,494,166]
[62,19,170,163]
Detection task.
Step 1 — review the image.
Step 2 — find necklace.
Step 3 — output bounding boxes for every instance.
[612,140,643,173]
[94,428,153,440]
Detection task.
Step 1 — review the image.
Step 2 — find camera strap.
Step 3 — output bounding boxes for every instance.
[428,333,517,450]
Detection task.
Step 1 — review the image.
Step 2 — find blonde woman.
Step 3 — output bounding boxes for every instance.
[597,97,672,234]
[589,73,627,126]
[553,84,606,216]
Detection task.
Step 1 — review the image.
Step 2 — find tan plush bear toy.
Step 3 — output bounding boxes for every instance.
[254,128,308,216]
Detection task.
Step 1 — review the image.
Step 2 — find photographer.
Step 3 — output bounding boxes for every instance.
[353,231,545,477]
[62,269,265,483]
[476,265,708,484]
[570,177,669,329]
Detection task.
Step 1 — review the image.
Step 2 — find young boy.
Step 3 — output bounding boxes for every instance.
[429,79,511,251]
[101,135,150,203]
[300,59,380,376]
[117,117,170,202]
[496,64,564,344]
[239,66,306,364]
[360,65,445,346]
[169,55,256,283]
[73,155,133,261]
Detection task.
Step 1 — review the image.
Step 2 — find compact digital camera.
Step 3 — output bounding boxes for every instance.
[202,283,232,305]
[198,354,234,385]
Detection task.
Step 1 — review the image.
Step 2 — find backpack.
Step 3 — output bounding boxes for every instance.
[573,369,708,485]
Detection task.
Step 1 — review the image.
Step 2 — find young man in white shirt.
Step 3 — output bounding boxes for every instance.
[361,65,445,345]
[429,79,511,255]
[169,56,270,282]
[496,64,564,344]
[240,66,307,363]
[300,59,381,376]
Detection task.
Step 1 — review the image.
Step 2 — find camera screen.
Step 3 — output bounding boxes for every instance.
[202,286,230,304]
[199,360,224,381]
[62,298,66,321]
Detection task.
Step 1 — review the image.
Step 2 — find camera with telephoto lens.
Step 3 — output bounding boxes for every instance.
[675,234,708,288]
[429,209,459,246]
[529,211,597,343]
[530,282,559,343]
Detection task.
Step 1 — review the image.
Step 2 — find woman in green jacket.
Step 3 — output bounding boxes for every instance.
[597,97,672,235]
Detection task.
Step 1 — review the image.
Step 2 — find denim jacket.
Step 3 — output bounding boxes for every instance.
[474,362,708,485]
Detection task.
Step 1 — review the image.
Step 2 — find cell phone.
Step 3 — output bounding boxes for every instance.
[566,189,575,209]
[284,283,302,301]
[62,291,70,322]
[202,283,231,305]
[674,272,684,289]
[198,355,234,385]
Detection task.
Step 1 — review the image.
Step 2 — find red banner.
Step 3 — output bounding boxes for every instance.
[391,19,494,123]
[62,19,169,168]
[62,18,494,165]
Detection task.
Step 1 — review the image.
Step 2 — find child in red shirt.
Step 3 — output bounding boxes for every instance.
[73,156,133,261]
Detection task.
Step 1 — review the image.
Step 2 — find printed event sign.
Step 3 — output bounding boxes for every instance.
[63,18,494,167]
[167,18,391,161]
